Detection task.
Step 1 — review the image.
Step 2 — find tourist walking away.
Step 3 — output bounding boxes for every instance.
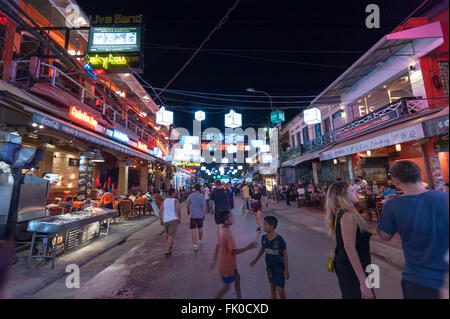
[187,184,207,252]
[251,185,263,232]
[285,184,292,206]
[325,181,375,299]
[377,160,449,299]
[159,188,181,256]
[226,182,235,210]
[203,183,211,214]
[260,183,268,209]
[250,216,289,299]
[241,181,251,213]
[211,211,257,299]
[211,180,230,236]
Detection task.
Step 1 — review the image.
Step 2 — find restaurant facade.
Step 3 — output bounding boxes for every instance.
[279,1,449,190]
[0,1,176,239]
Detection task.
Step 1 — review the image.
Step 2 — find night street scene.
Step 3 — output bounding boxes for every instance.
[0,0,449,308]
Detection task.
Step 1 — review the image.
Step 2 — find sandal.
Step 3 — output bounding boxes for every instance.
[165,251,172,256]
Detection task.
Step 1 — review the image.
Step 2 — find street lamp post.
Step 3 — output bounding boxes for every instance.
[246,87,279,200]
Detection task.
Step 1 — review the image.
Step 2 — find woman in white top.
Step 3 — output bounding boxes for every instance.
[159,189,181,256]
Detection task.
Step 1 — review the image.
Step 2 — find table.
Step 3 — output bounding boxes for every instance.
[27,207,118,269]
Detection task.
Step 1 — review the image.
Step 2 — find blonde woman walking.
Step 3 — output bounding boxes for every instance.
[325,181,375,299]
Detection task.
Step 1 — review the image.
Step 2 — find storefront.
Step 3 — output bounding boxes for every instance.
[320,107,449,190]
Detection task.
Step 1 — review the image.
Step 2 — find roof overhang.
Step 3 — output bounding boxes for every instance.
[311,21,444,105]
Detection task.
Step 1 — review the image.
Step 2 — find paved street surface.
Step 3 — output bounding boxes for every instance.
[31,198,402,299]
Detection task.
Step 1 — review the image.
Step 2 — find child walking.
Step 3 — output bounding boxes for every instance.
[250,216,289,299]
[211,211,257,299]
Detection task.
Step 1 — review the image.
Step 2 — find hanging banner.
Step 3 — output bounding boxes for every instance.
[320,123,425,161]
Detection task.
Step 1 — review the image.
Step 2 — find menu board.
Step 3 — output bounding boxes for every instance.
[65,222,101,251]
[77,155,94,200]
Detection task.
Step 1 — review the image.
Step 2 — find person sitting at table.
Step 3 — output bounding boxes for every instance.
[118,195,133,218]
[47,198,62,209]
[101,188,115,209]
[59,197,74,213]
[321,182,329,194]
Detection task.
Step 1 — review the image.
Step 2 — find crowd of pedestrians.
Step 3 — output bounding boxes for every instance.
[155,159,448,300]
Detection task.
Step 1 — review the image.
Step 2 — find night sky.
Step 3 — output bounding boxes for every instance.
[78,0,425,133]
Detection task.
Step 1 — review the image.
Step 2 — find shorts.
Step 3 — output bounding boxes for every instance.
[267,264,285,288]
[252,200,262,213]
[222,269,239,284]
[163,219,179,237]
[263,196,268,203]
[190,218,204,229]
[214,211,227,225]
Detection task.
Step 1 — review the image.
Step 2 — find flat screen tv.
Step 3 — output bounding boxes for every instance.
[43,173,59,185]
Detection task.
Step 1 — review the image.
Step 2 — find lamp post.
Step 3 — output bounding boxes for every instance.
[246,88,280,199]
[246,88,273,112]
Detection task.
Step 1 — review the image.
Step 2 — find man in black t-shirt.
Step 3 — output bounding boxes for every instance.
[211,180,230,235]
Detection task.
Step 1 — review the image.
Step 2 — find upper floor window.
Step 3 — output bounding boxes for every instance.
[302,127,309,144]
[314,123,322,138]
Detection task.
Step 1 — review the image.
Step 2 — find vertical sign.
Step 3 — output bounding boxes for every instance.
[77,155,94,200]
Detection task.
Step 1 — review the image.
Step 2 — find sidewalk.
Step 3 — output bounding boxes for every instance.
[6,214,158,298]
[262,198,405,270]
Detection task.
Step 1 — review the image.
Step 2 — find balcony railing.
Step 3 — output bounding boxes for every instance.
[280,96,445,164]
[3,59,163,149]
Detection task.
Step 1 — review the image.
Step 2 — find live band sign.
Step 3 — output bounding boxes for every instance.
[333,109,400,142]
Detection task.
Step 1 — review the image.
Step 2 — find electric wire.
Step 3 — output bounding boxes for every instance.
[156,0,241,99]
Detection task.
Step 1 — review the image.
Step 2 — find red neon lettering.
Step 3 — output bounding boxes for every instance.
[137,142,148,152]
[70,106,98,129]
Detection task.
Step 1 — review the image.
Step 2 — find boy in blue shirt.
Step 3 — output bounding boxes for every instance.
[250,216,289,298]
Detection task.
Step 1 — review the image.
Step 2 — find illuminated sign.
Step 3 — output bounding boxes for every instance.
[69,106,98,129]
[176,162,201,168]
[270,110,285,124]
[201,143,247,151]
[180,136,199,145]
[113,129,129,143]
[334,109,400,141]
[87,54,131,69]
[225,110,242,128]
[304,108,321,125]
[137,142,148,152]
[251,140,265,148]
[88,26,142,53]
[89,14,143,25]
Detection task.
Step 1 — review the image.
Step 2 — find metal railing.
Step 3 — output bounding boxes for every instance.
[6,59,161,148]
[279,96,444,164]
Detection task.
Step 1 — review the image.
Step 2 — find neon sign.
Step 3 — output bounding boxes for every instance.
[69,106,98,129]
[88,54,128,69]
[137,142,148,152]
[113,129,129,143]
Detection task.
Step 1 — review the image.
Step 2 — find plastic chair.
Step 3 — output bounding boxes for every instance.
[118,200,133,219]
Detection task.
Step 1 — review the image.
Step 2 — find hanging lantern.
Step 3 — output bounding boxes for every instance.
[156,107,173,126]
[270,110,285,124]
[195,111,205,121]
[225,109,242,128]
[303,108,321,125]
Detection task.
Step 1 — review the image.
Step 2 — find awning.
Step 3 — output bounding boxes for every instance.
[32,111,160,162]
[319,107,448,161]
[281,149,322,167]
[312,22,444,104]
